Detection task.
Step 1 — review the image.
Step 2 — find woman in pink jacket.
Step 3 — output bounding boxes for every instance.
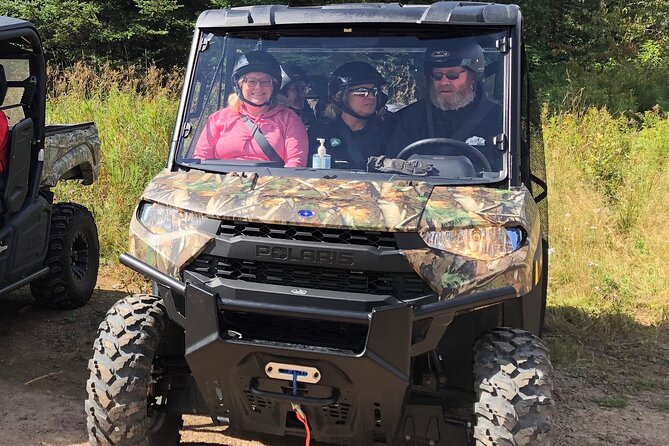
[193,50,308,167]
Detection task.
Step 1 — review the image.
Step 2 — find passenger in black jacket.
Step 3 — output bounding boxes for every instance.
[387,39,503,172]
[308,61,393,170]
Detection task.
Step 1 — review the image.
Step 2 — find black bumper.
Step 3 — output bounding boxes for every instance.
[120,253,517,445]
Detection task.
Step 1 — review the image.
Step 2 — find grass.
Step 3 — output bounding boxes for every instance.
[47,63,179,262]
[544,108,669,325]
[47,65,669,391]
[543,107,669,396]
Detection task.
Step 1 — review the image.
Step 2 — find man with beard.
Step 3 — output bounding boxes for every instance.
[387,39,503,171]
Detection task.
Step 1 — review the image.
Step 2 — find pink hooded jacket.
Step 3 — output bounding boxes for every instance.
[193,105,308,167]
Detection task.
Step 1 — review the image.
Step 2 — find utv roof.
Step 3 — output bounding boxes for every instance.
[197,2,521,29]
[0,16,34,32]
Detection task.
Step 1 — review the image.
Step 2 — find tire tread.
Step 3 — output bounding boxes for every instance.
[85,294,181,446]
[473,328,555,446]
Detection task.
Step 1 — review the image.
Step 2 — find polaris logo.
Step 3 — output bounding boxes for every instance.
[255,245,354,266]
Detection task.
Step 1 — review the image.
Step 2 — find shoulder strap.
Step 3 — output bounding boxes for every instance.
[241,114,285,166]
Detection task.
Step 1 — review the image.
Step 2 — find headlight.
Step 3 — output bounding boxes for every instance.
[421,226,525,260]
[137,202,207,235]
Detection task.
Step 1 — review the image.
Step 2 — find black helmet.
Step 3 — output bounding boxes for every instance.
[328,61,386,100]
[232,50,282,84]
[232,50,281,107]
[423,39,485,76]
[328,61,387,119]
[280,62,309,91]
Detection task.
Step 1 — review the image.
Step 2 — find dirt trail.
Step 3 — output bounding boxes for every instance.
[0,275,667,446]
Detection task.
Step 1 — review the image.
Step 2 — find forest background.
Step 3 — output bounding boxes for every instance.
[1,0,668,411]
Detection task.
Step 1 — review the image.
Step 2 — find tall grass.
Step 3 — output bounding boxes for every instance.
[47,63,180,261]
[544,107,669,380]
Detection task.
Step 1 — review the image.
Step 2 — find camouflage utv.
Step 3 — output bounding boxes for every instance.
[0,17,100,308]
[86,2,553,445]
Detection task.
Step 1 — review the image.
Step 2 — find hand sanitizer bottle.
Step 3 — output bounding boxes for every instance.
[312,138,331,169]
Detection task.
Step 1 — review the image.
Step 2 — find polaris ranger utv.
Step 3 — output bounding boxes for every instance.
[86,3,553,445]
[0,17,100,308]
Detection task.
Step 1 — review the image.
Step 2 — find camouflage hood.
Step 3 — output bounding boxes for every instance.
[137,169,533,232]
[139,169,432,231]
[129,169,540,299]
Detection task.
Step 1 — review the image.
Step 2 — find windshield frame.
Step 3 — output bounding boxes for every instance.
[168,22,518,186]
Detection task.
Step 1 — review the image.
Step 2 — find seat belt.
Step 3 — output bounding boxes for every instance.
[240,114,285,166]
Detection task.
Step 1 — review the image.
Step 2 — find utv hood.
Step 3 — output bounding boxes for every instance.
[137,170,433,231]
[129,170,540,299]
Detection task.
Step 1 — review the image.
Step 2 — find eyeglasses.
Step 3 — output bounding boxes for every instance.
[430,70,467,81]
[242,77,273,88]
[349,87,379,98]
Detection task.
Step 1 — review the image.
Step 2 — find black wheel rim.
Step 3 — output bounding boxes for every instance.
[71,231,90,282]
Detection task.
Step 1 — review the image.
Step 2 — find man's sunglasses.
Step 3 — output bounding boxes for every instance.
[430,71,467,81]
[349,87,379,98]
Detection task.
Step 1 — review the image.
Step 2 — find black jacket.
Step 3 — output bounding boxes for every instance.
[387,89,503,171]
[291,104,317,128]
[307,116,393,170]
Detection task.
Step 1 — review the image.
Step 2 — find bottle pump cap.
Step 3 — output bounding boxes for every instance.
[317,138,326,156]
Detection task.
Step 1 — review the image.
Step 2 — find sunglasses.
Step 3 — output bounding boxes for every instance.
[430,71,467,81]
[349,87,379,98]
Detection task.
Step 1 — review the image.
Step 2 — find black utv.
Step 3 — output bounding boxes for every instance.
[86,3,553,445]
[0,17,100,308]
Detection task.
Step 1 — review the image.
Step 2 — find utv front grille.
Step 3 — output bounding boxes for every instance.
[220,312,368,353]
[218,220,398,249]
[189,255,432,300]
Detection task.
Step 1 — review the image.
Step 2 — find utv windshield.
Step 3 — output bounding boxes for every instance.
[176,29,508,183]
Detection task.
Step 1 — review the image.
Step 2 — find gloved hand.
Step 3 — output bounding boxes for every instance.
[367,156,433,176]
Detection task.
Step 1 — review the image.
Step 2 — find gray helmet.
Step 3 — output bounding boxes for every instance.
[423,39,485,76]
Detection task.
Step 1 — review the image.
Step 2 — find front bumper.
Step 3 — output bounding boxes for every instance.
[121,253,517,445]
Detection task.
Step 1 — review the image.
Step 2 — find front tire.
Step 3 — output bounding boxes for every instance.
[473,328,555,446]
[85,294,182,446]
[31,202,100,309]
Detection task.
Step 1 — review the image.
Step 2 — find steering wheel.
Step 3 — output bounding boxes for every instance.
[396,138,492,172]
